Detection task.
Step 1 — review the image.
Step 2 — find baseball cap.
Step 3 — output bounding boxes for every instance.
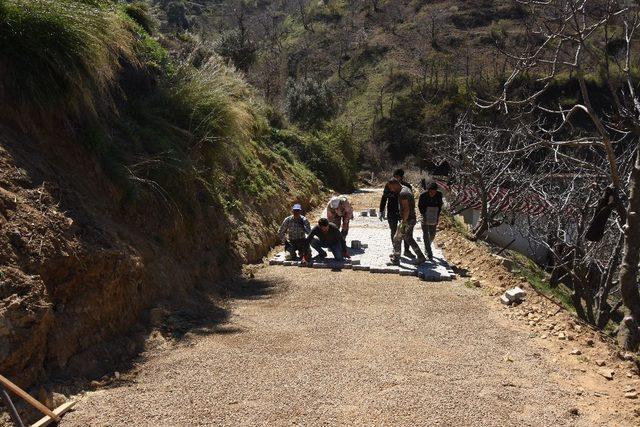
[329,197,340,209]
[292,204,302,211]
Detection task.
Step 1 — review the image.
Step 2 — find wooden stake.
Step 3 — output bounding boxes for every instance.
[31,401,76,427]
[0,375,59,422]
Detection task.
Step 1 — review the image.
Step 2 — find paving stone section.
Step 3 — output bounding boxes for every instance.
[270,210,456,282]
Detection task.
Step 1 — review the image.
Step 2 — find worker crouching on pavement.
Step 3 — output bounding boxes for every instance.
[386,178,427,266]
[307,218,349,262]
[278,204,311,262]
[325,195,353,238]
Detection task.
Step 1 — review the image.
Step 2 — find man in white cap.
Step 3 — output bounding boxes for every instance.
[278,204,311,261]
[325,195,353,238]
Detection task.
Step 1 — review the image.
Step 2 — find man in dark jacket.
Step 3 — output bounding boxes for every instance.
[307,218,348,262]
[379,169,415,258]
[418,182,444,260]
[386,178,426,266]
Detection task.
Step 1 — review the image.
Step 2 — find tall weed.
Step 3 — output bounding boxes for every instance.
[0,0,136,117]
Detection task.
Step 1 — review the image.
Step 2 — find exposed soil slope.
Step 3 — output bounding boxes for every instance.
[0,118,322,397]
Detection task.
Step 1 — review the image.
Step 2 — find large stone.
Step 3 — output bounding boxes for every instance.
[505,287,527,302]
[598,369,615,380]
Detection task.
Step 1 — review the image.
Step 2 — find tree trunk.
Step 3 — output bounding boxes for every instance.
[471,183,489,240]
[618,147,640,350]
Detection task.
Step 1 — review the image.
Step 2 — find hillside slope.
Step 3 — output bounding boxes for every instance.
[0,0,325,391]
[156,0,527,162]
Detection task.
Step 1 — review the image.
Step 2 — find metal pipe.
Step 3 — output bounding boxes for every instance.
[1,385,25,427]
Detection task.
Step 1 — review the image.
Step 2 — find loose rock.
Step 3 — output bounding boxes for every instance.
[598,369,615,380]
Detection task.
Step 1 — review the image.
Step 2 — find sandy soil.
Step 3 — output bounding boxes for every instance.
[59,190,639,426]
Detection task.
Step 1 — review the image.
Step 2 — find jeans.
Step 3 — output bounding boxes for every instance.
[421,223,437,259]
[286,238,310,259]
[388,217,410,252]
[392,219,424,260]
[310,238,344,261]
[330,217,349,238]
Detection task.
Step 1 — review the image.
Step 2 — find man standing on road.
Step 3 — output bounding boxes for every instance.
[325,195,353,238]
[379,169,416,258]
[278,204,311,261]
[307,218,349,262]
[418,182,444,261]
[386,178,426,266]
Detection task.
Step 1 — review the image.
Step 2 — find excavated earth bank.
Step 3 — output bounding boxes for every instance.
[0,121,322,402]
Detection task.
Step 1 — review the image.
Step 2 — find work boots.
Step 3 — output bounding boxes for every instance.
[387,253,401,266]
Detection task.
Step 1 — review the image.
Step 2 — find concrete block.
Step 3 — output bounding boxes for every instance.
[399,270,416,276]
[505,287,526,302]
[500,295,512,305]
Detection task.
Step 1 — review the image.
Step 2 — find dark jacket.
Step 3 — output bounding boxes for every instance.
[418,191,443,217]
[380,180,412,219]
[307,223,346,248]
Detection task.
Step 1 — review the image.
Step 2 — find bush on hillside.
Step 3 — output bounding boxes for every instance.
[268,125,357,192]
[285,77,336,130]
[215,29,257,73]
[164,58,259,144]
[165,0,190,30]
[375,84,470,160]
[124,1,156,34]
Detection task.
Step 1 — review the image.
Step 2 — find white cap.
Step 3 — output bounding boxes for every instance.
[329,197,340,209]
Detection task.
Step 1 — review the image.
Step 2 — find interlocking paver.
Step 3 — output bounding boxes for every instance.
[271,210,454,281]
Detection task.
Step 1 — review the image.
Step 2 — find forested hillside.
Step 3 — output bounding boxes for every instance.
[151,0,528,165]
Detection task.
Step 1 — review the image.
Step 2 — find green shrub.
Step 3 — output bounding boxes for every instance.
[215,29,257,72]
[268,125,357,192]
[163,58,259,145]
[285,77,336,130]
[0,0,136,116]
[124,1,156,34]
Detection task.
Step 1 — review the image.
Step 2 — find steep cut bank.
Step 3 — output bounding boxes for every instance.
[0,0,325,392]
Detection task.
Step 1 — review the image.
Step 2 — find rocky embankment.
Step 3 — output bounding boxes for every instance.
[0,122,321,395]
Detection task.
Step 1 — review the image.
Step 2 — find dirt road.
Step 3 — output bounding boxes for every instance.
[61,192,637,426]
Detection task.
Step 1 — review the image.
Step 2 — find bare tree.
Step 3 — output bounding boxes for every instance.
[442,120,535,240]
[479,0,640,349]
